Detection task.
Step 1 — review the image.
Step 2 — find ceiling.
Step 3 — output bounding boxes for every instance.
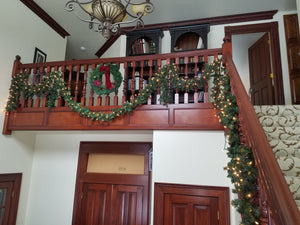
[32,0,297,60]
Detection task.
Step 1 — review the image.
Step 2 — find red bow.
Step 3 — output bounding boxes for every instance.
[99,65,112,90]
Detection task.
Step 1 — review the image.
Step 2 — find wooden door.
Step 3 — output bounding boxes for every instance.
[248,33,274,105]
[0,173,22,225]
[72,142,151,225]
[80,183,112,225]
[284,14,300,104]
[112,185,144,225]
[0,182,13,225]
[164,194,218,225]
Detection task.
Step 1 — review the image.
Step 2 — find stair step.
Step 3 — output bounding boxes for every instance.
[277,156,300,177]
[268,139,300,158]
[285,176,300,203]
[261,127,300,141]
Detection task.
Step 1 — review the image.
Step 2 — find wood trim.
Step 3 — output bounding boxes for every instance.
[20,0,69,38]
[72,142,152,225]
[95,34,121,57]
[5,104,223,132]
[154,183,230,225]
[222,42,300,224]
[96,10,277,58]
[224,22,285,105]
[0,173,22,225]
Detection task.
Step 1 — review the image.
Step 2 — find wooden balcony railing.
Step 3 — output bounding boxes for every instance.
[222,37,300,225]
[3,49,223,134]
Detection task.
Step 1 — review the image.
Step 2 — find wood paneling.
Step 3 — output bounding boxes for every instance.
[154,183,230,225]
[6,104,223,132]
[72,142,151,225]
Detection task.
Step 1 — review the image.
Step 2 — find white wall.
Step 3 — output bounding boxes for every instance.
[23,130,239,225]
[232,33,265,95]
[26,131,153,225]
[0,1,67,225]
[152,130,240,225]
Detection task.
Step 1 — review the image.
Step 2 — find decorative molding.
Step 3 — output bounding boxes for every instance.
[96,10,277,57]
[20,0,69,38]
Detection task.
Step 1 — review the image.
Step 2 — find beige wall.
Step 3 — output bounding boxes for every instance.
[0,1,67,225]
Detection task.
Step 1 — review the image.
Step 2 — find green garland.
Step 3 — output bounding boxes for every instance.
[207,61,260,225]
[89,64,122,95]
[5,59,259,224]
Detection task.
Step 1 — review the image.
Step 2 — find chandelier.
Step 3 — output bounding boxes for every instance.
[65,0,154,39]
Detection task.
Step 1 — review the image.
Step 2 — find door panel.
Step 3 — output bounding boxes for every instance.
[0,182,13,225]
[284,14,300,104]
[249,33,274,105]
[112,185,143,225]
[80,183,112,225]
[164,194,218,225]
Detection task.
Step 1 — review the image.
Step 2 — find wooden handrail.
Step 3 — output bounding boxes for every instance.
[222,38,300,225]
[18,48,222,69]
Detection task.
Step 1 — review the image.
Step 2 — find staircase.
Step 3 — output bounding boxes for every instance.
[254,105,300,210]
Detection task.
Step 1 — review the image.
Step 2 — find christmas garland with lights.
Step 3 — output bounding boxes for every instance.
[5,59,259,224]
[89,64,122,95]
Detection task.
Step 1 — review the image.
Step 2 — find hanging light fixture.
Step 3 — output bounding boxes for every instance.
[65,0,154,39]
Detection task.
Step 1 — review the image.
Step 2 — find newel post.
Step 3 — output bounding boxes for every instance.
[222,36,232,64]
[2,56,22,135]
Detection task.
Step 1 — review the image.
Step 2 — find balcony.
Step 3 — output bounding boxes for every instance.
[3,49,223,134]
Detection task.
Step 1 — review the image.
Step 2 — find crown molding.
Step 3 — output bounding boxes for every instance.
[20,0,69,38]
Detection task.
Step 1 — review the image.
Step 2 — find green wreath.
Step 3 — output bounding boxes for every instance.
[90,64,122,95]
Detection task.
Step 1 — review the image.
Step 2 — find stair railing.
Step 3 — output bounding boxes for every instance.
[222,37,300,225]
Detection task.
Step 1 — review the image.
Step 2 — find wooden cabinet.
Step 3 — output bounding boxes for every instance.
[126,29,164,56]
[169,24,210,52]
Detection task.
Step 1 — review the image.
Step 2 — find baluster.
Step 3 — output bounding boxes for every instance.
[147,60,153,104]
[204,55,208,64]
[81,64,88,106]
[194,87,198,104]
[140,61,144,91]
[58,65,65,107]
[204,82,208,103]
[184,57,188,79]
[34,67,42,108]
[130,61,136,100]
[174,88,179,104]
[27,68,33,108]
[148,60,153,77]
[74,64,80,102]
[89,64,96,106]
[113,64,120,106]
[65,65,73,106]
[184,90,188,104]
[194,55,199,77]
[42,66,51,107]
[157,59,161,72]
[156,80,160,105]
[123,62,128,103]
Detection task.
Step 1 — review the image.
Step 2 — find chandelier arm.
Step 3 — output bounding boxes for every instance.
[112,15,144,29]
[66,0,94,13]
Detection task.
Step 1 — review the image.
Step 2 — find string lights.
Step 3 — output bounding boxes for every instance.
[5,59,260,224]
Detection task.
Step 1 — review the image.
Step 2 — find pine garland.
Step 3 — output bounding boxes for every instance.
[5,59,260,224]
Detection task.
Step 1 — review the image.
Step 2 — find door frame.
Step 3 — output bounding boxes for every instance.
[225,22,285,105]
[72,142,152,225]
[0,173,22,225]
[154,183,230,225]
